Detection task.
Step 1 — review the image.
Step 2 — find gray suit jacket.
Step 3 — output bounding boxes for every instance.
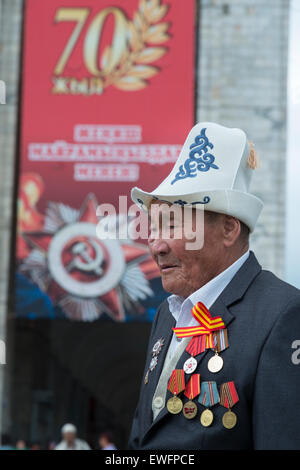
[128,251,300,450]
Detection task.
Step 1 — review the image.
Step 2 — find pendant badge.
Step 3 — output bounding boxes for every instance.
[183,335,207,374]
[208,329,229,373]
[182,374,200,420]
[220,381,239,429]
[167,369,185,415]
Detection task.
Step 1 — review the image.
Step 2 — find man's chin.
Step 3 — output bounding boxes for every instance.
[161,277,184,296]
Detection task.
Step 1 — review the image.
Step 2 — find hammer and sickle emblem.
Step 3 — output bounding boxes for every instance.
[67,239,104,276]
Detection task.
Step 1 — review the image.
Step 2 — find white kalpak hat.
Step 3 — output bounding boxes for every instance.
[131,122,263,232]
[61,423,77,434]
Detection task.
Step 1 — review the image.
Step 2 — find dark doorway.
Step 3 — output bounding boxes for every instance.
[7,318,151,449]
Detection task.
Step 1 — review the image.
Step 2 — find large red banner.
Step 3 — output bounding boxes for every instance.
[16,0,196,322]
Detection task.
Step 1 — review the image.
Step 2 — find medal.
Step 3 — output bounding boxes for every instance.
[220,381,239,429]
[167,369,185,415]
[182,374,200,420]
[183,335,207,375]
[207,353,223,373]
[200,408,214,427]
[149,356,158,371]
[167,395,183,414]
[208,329,229,373]
[152,338,165,355]
[222,410,237,429]
[183,356,198,374]
[183,401,197,419]
[144,337,165,385]
[198,381,220,427]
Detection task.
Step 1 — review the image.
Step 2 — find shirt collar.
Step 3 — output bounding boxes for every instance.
[167,250,250,322]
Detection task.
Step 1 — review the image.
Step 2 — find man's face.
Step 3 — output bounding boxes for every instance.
[63,432,75,445]
[99,436,107,448]
[148,202,225,298]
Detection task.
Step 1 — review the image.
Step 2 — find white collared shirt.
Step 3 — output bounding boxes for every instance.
[167,250,250,356]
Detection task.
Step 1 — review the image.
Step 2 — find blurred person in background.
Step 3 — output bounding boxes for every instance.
[15,439,28,450]
[30,442,41,450]
[55,423,91,450]
[99,431,117,450]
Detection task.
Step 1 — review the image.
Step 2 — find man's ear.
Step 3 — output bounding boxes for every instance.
[223,215,241,247]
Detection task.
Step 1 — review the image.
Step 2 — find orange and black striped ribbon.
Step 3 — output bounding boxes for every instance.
[184,374,201,400]
[220,381,239,409]
[167,369,185,395]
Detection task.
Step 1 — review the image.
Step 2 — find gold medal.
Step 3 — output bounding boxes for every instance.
[167,395,183,414]
[207,353,223,373]
[200,408,214,427]
[222,410,237,429]
[183,400,197,419]
[220,382,239,429]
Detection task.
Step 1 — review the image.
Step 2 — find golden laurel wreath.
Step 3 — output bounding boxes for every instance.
[103,0,171,91]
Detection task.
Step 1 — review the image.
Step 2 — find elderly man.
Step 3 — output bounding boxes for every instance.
[128,122,300,450]
[55,423,90,450]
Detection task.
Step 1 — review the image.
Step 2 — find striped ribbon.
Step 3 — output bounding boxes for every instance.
[184,374,201,400]
[220,381,239,409]
[173,302,225,352]
[186,335,207,356]
[167,369,185,395]
[213,329,229,353]
[198,381,220,407]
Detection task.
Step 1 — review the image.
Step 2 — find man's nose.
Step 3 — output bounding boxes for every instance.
[148,237,170,256]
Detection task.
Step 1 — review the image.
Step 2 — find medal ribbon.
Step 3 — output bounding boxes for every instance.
[173,302,225,351]
[186,335,207,356]
[220,381,239,409]
[167,369,185,395]
[184,374,201,400]
[198,381,220,407]
[213,328,229,353]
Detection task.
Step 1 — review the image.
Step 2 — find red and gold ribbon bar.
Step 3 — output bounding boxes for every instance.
[186,335,207,356]
[167,369,185,395]
[220,381,239,409]
[184,374,201,400]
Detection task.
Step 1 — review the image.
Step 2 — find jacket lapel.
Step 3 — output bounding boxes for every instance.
[143,251,262,439]
[140,301,175,436]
